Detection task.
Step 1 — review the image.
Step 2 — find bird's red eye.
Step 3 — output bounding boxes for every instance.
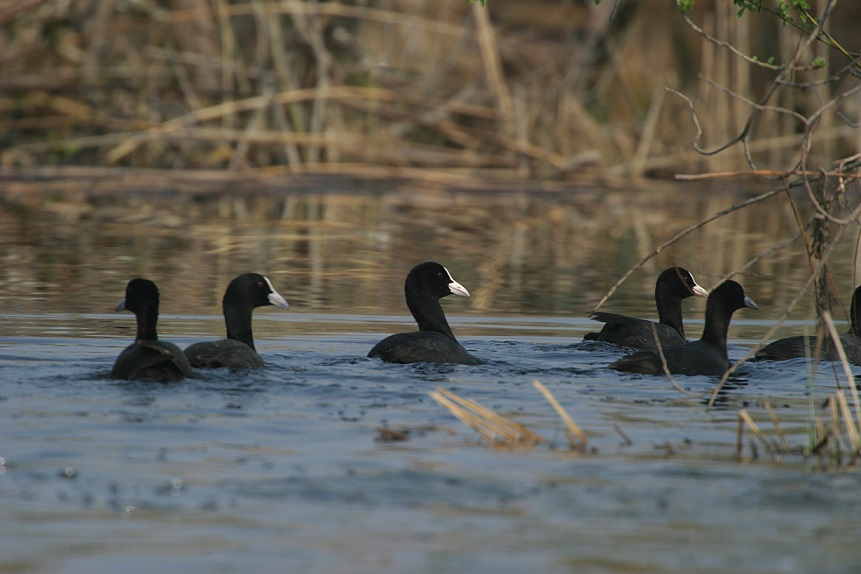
[258,281,265,288]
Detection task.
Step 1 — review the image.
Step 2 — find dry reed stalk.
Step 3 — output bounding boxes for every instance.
[823,310,856,387]
[834,390,861,453]
[102,86,400,163]
[828,394,842,461]
[429,387,544,447]
[164,1,470,40]
[762,402,790,452]
[338,97,485,150]
[213,0,238,118]
[850,380,861,451]
[738,409,776,455]
[629,85,667,178]
[471,2,515,135]
[675,157,861,180]
[8,1,858,178]
[814,412,828,454]
[110,126,513,169]
[489,132,570,170]
[291,164,528,185]
[532,380,588,450]
[93,84,506,166]
[285,0,330,165]
[258,0,303,169]
[390,82,585,169]
[0,164,591,196]
[230,82,272,169]
[823,304,861,434]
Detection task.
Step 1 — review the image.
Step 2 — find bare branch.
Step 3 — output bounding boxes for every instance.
[682,13,784,71]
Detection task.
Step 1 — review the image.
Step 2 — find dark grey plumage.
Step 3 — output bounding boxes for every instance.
[111,278,191,382]
[610,280,757,376]
[184,273,289,369]
[755,285,861,363]
[368,262,481,365]
[584,267,708,350]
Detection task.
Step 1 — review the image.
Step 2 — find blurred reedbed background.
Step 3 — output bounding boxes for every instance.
[1,0,860,182]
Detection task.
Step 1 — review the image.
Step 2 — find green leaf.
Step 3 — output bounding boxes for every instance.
[678,0,695,13]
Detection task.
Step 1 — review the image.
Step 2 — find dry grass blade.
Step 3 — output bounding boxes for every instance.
[429,387,544,447]
[762,401,790,452]
[810,421,829,454]
[738,409,776,455]
[851,380,861,452]
[834,390,861,453]
[828,394,840,459]
[533,380,588,449]
[830,310,861,440]
[823,310,855,389]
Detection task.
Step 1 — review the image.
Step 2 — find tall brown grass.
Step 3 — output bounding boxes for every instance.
[1,0,858,181]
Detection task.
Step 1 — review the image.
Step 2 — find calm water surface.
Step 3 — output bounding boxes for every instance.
[2,180,861,573]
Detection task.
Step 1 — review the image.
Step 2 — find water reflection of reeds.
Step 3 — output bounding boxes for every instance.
[1,181,857,335]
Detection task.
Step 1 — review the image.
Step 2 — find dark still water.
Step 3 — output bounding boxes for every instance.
[2,179,861,573]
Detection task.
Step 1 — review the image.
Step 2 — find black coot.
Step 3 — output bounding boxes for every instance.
[609,280,757,376]
[111,278,192,382]
[184,273,289,369]
[755,285,861,363]
[368,261,481,365]
[584,267,708,350]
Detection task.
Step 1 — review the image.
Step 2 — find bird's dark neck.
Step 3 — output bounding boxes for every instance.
[224,302,256,350]
[407,287,456,340]
[699,299,731,355]
[655,290,685,338]
[135,303,159,342]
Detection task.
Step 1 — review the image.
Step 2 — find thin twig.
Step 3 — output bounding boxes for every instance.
[651,323,697,398]
[591,185,787,313]
[682,13,784,71]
